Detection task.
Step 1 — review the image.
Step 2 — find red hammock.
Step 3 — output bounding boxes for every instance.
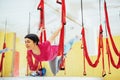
[0,42,6,76]
[106,38,120,69]
[81,24,106,77]
[0,21,7,77]
[104,0,120,70]
[104,0,120,57]
[57,0,66,71]
[37,0,46,42]
[81,25,103,67]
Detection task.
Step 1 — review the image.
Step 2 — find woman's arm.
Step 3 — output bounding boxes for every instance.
[38,25,62,44]
[27,51,39,71]
[48,25,62,44]
[37,27,46,38]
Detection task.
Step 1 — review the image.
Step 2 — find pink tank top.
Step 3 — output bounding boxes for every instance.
[27,41,58,61]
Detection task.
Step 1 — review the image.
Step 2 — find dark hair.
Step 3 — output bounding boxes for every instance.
[24,34,39,45]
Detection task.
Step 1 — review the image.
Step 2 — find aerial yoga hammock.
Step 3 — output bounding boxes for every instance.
[104,0,120,70]
[26,0,80,76]
[80,0,106,77]
[0,43,7,77]
[0,20,7,77]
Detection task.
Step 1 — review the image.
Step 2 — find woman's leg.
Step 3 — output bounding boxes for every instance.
[49,57,60,75]
[57,37,80,71]
[48,25,62,44]
[64,36,81,55]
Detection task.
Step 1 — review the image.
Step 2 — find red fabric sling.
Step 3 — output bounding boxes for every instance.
[0,42,6,77]
[57,0,66,71]
[104,0,120,57]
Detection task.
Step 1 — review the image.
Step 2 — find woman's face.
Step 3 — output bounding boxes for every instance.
[25,38,36,50]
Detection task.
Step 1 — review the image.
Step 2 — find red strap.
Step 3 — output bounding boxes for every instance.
[104,1,120,56]
[99,25,106,77]
[58,24,64,56]
[81,26,101,67]
[37,0,47,69]
[38,0,46,43]
[57,0,66,70]
[57,0,66,56]
[37,0,46,70]
[0,42,6,77]
[61,0,66,25]
[56,0,66,25]
[27,52,39,71]
[106,38,120,69]
[56,0,62,4]
[106,38,111,74]
[83,47,86,76]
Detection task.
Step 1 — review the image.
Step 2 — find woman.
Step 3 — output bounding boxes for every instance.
[24,25,80,76]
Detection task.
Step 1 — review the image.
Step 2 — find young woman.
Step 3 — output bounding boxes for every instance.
[24,25,80,76]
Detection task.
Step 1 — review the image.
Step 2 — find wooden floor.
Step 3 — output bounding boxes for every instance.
[0,77,103,80]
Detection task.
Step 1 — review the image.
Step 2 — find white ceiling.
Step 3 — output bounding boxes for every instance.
[0,0,120,36]
[0,0,120,54]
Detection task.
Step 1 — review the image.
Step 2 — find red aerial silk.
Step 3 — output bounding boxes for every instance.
[81,24,103,67]
[58,24,64,56]
[0,42,6,77]
[57,0,66,56]
[57,0,66,70]
[27,51,39,71]
[104,0,120,69]
[61,0,66,25]
[37,0,46,42]
[106,40,111,73]
[104,0,120,57]
[37,0,46,70]
[106,38,120,69]
[0,42,6,71]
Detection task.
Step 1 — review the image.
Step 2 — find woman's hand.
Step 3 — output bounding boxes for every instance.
[39,27,45,33]
[58,24,62,30]
[37,27,46,37]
